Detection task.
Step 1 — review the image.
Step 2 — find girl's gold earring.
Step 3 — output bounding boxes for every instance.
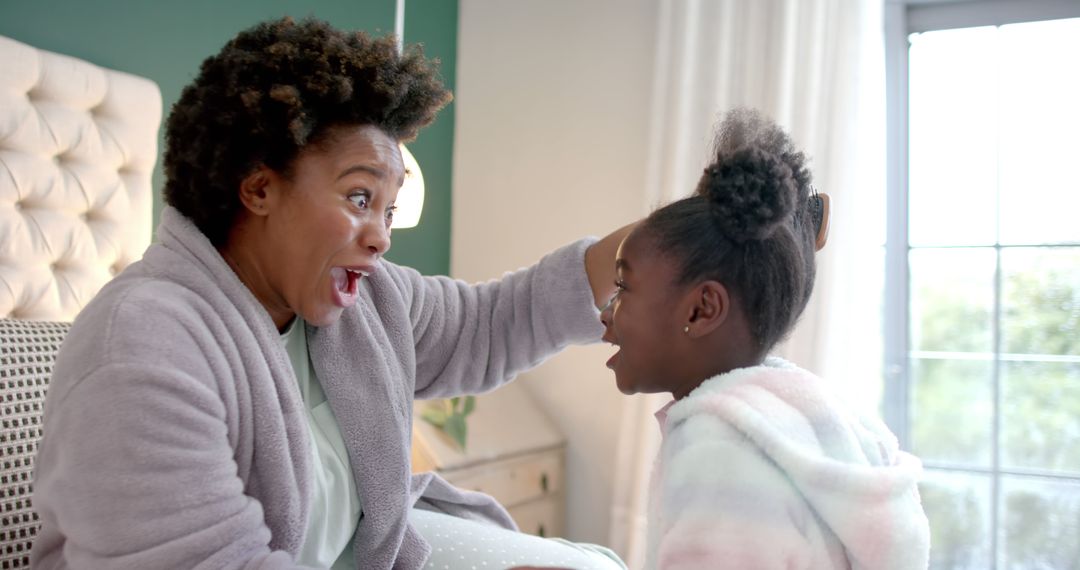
[683,325,690,334]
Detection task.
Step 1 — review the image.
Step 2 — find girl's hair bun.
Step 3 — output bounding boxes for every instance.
[696,145,797,242]
[640,107,815,352]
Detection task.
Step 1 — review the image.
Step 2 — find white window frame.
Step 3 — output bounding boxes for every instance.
[884,1,1080,566]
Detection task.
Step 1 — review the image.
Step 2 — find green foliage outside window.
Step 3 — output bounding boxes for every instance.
[911,248,1080,568]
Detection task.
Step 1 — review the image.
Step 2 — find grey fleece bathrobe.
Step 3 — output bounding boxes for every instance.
[32,207,604,570]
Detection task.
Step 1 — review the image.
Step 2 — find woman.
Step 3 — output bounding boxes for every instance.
[32,17,629,570]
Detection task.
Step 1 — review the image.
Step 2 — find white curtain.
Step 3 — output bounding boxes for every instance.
[607,0,885,566]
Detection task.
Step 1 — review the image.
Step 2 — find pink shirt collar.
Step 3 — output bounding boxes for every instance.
[654,399,677,431]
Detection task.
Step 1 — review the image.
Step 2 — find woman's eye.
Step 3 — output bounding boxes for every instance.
[349,192,370,209]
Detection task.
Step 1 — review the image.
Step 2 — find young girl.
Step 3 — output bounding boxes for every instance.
[598,109,930,569]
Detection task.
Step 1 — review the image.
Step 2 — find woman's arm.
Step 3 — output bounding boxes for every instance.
[32,293,308,570]
[405,237,602,399]
[34,362,306,569]
[584,222,638,308]
[401,220,638,399]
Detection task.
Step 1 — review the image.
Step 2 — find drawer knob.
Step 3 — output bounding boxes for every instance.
[540,472,549,493]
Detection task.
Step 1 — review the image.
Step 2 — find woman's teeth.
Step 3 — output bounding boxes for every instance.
[330,267,363,294]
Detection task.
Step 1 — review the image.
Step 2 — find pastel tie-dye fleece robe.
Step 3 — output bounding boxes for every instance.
[646,358,930,570]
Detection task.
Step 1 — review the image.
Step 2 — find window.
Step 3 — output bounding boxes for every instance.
[885,2,1080,568]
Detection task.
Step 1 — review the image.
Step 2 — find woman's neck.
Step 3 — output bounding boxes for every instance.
[218,237,295,333]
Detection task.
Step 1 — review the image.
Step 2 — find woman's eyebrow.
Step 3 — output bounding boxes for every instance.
[336,164,384,181]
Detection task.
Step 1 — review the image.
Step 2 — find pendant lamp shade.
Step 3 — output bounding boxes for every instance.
[392,144,424,229]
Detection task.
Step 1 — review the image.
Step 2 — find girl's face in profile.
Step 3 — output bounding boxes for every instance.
[238,124,404,329]
[600,230,690,395]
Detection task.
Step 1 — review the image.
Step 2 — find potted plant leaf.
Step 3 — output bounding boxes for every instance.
[419,396,476,451]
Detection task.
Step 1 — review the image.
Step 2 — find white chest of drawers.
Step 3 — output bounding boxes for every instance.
[412,382,565,537]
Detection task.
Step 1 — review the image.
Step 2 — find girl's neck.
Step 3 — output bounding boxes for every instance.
[670,351,765,400]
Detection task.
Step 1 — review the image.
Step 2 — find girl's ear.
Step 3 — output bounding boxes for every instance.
[238,166,277,216]
[683,280,730,338]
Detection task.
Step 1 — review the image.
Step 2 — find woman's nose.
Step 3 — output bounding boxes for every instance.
[364,221,392,256]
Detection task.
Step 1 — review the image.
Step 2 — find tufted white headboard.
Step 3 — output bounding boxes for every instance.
[0,35,161,321]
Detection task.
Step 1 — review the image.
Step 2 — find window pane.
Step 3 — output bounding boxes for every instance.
[1000,476,1080,569]
[908,27,998,246]
[998,18,1080,246]
[1001,247,1080,356]
[911,358,992,466]
[910,248,995,353]
[1002,361,1080,473]
[920,470,992,570]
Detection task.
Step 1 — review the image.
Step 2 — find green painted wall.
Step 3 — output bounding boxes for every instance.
[0,0,455,275]
[397,0,457,276]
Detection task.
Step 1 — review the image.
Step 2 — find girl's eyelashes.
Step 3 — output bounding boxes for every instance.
[384,205,397,226]
[600,279,627,313]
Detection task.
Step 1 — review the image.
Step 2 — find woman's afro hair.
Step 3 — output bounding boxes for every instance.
[163,17,452,245]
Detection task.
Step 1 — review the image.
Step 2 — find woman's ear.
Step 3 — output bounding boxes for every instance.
[238,166,276,216]
[683,280,730,338]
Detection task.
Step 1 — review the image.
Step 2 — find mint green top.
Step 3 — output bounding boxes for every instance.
[281,319,361,569]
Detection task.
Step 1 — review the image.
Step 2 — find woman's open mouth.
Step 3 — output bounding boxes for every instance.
[330,266,372,308]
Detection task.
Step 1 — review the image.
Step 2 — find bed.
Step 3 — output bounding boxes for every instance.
[0,34,161,567]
